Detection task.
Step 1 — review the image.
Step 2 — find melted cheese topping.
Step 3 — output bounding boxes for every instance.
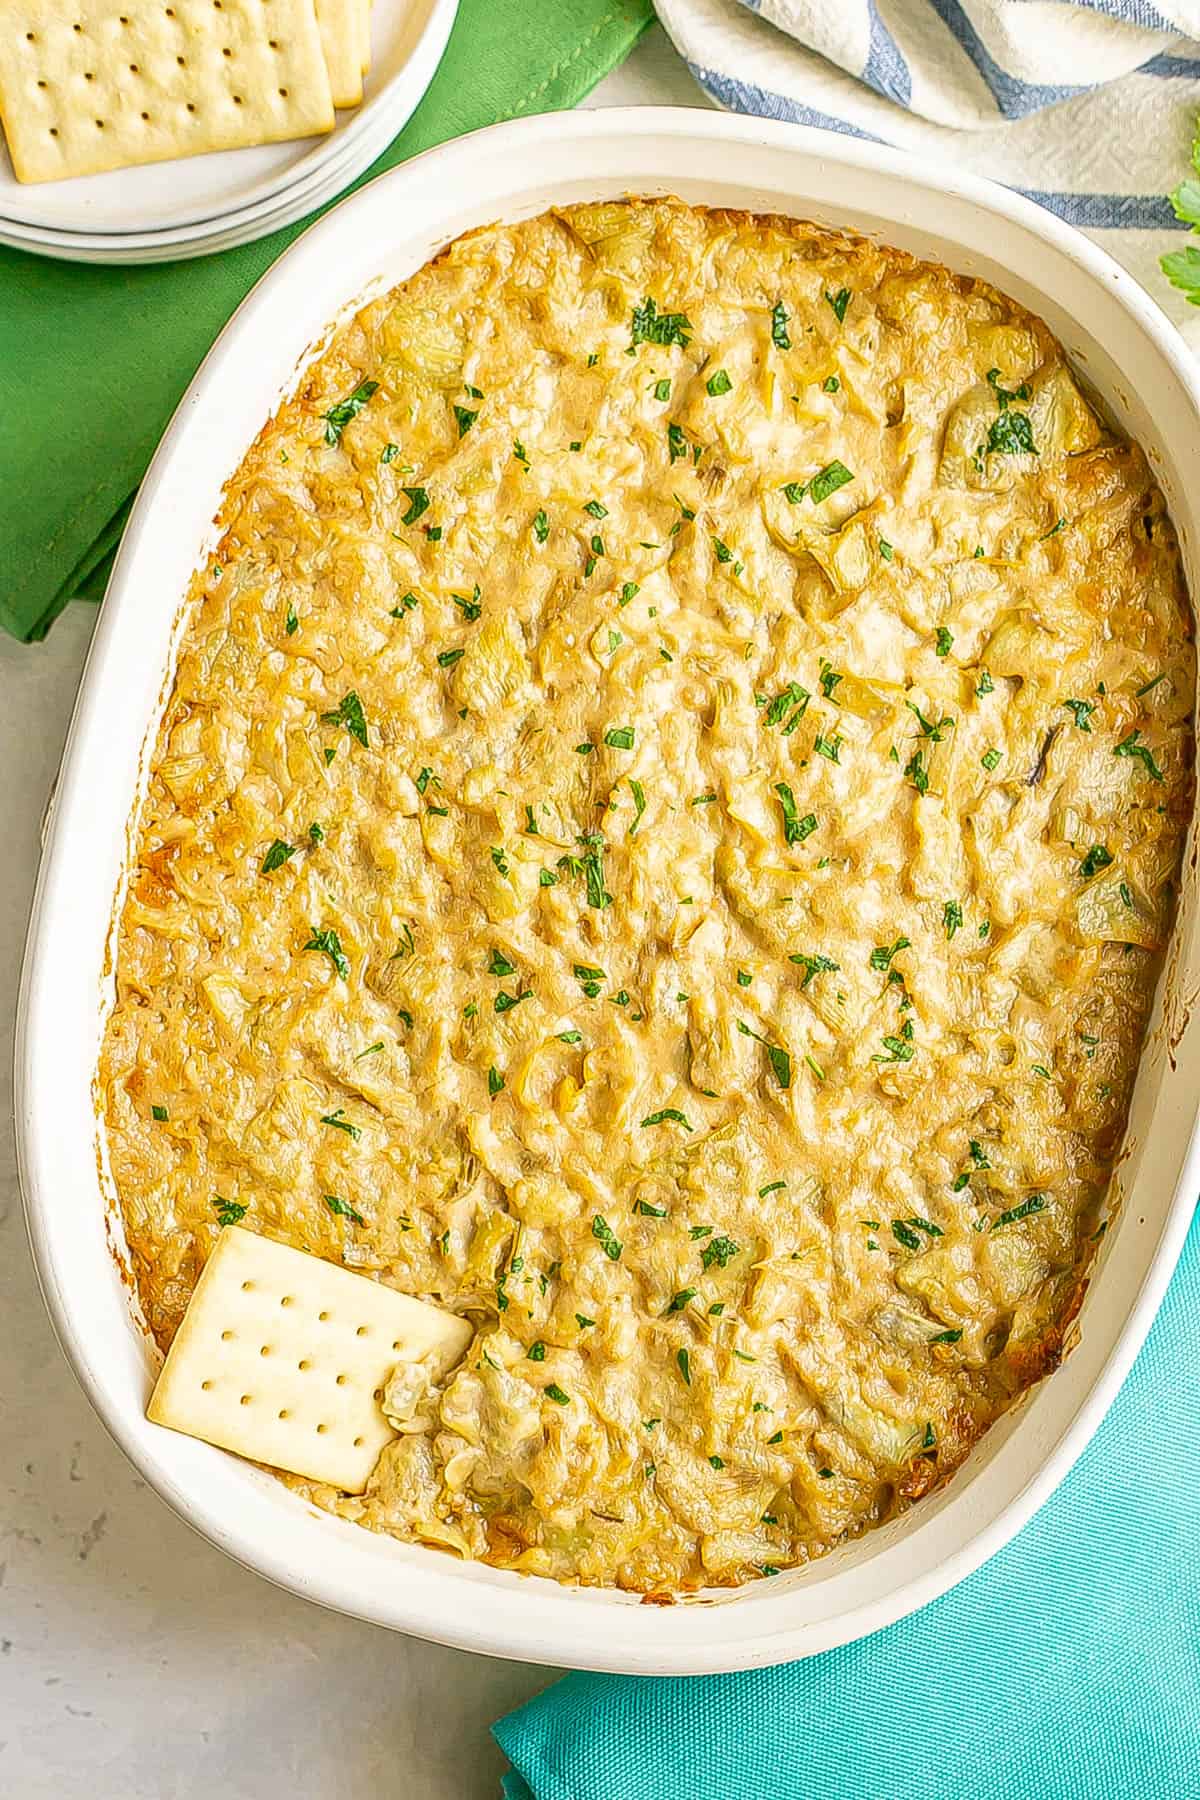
[99,201,1194,1593]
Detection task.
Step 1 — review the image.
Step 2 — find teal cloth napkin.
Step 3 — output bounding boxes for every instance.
[495,1207,1200,1799]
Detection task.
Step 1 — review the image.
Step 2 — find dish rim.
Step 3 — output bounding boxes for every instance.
[17,104,1200,1675]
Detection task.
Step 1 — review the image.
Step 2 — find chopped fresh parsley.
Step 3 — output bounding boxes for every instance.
[706,368,733,396]
[628,778,647,836]
[763,682,810,730]
[935,626,953,658]
[1113,728,1164,781]
[493,988,532,1014]
[981,747,1002,771]
[261,839,295,874]
[544,1383,571,1405]
[825,287,851,323]
[285,604,299,635]
[512,439,530,471]
[320,1108,361,1140]
[380,443,401,464]
[666,1288,696,1314]
[304,928,349,979]
[321,378,378,446]
[1063,699,1095,732]
[985,410,1037,457]
[641,1108,693,1131]
[452,405,478,437]
[1080,844,1114,880]
[213,1196,247,1226]
[701,1235,740,1271]
[437,647,464,668]
[630,296,693,349]
[488,1066,505,1097]
[808,460,854,505]
[976,668,994,697]
[324,1193,365,1225]
[736,1020,792,1090]
[774,782,817,844]
[653,378,672,401]
[676,1348,692,1386]
[943,900,963,940]
[152,1104,169,1122]
[992,1195,1046,1229]
[592,1215,623,1261]
[869,936,910,972]
[771,301,791,349]
[400,486,430,525]
[487,947,515,977]
[452,585,482,621]
[533,509,549,544]
[603,725,635,750]
[321,690,368,747]
[789,951,839,988]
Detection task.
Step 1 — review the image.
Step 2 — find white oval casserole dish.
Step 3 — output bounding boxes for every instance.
[16,108,1200,1675]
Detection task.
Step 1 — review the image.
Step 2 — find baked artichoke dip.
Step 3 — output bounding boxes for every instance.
[99,199,1195,1593]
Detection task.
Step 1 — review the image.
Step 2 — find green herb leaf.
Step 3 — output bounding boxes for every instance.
[981,747,1002,771]
[943,900,963,940]
[676,1348,692,1386]
[592,1215,623,1261]
[305,928,349,979]
[494,988,532,1014]
[400,486,430,525]
[666,1288,696,1314]
[487,948,516,977]
[628,778,647,837]
[261,839,295,873]
[641,1108,693,1131]
[825,287,851,323]
[771,300,791,349]
[630,296,693,349]
[935,626,953,658]
[1113,728,1164,781]
[653,378,672,401]
[320,1108,361,1140]
[324,1193,365,1226]
[985,410,1036,456]
[1080,844,1113,880]
[774,781,817,844]
[437,647,465,668]
[488,1066,505,1097]
[604,725,635,750]
[213,1195,247,1226]
[544,1383,571,1405]
[321,690,368,747]
[453,405,478,437]
[992,1195,1046,1229]
[706,368,733,396]
[808,460,854,505]
[452,585,482,621]
[152,1104,169,1121]
[789,951,838,988]
[701,1235,740,1271]
[322,378,378,446]
[380,443,401,464]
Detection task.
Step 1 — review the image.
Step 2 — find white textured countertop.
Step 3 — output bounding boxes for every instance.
[0,29,707,1798]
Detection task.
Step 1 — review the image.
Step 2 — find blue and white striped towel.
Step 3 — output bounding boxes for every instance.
[654,0,1200,346]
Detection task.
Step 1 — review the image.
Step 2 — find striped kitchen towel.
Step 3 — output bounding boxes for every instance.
[654,0,1200,348]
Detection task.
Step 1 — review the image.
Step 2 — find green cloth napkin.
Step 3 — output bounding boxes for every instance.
[0,0,652,642]
[495,1205,1200,1798]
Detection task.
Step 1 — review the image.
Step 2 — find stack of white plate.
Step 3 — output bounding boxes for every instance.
[0,0,457,264]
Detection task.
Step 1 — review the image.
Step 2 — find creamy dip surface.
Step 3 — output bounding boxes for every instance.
[99,199,1194,1593]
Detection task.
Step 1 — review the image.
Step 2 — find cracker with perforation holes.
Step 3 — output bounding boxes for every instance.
[147,1226,473,1492]
[0,0,335,185]
[313,0,361,108]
